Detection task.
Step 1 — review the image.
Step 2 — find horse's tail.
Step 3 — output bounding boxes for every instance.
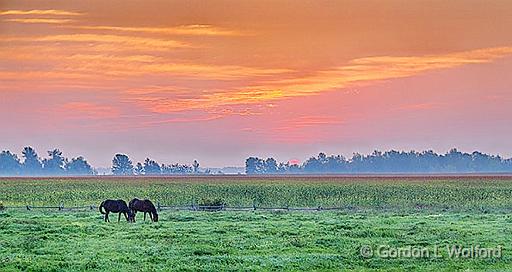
[99,201,106,214]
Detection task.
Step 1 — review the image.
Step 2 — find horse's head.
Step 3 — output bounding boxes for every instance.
[127,210,135,223]
[153,212,159,222]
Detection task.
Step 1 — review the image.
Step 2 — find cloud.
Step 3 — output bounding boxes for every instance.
[124,46,512,115]
[3,18,75,24]
[13,34,191,50]
[0,9,83,16]
[266,47,512,96]
[72,24,243,36]
[0,41,291,80]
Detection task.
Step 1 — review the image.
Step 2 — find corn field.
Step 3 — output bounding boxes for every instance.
[1,176,512,212]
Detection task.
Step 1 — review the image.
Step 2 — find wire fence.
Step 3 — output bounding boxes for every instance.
[0,202,346,212]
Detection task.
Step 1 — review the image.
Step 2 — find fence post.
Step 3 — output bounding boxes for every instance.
[157,202,161,211]
[191,199,196,211]
[59,202,64,211]
[26,205,31,211]
[252,200,256,211]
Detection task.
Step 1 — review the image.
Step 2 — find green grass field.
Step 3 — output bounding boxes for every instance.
[1,176,512,271]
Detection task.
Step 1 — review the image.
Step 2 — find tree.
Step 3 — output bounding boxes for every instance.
[0,151,21,175]
[22,146,42,175]
[303,155,321,172]
[42,149,66,174]
[264,158,278,173]
[143,158,161,175]
[245,157,264,174]
[112,154,133,175]
[65,156,94,175]
[134,162,144,175]
[193,160,200,173]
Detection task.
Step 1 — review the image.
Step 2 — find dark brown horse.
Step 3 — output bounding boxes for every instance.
[99,199,134,222]
[129,198,159,222]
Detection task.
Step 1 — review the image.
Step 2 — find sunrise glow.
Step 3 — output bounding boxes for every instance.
[1,0,512,167]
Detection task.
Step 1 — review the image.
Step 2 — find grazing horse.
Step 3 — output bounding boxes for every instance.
[99,199,134,222]
[129,198,159,222]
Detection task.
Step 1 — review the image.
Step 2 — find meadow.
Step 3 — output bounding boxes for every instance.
[1,176,512,271]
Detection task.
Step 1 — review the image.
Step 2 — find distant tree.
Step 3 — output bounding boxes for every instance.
[112,154,133,175]
[21,146,42,175]
[193,160,200,173]
[303,155,322,172]
[264,158,278,173]
[245,148,512,174]
[134,162,144,175]
[245,157,264,174]
[42,149,66,174]
[143,158,161,175]
[65,156,94,175]
[0,151,21,175]
[287,163,301,173]
[162,163,193,175]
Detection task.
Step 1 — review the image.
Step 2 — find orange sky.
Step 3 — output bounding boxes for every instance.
[1,0,512,167]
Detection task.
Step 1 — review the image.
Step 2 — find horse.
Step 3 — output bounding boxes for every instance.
[129,198,159,222]
[99,199,134,222]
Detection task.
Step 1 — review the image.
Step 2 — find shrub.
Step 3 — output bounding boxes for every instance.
[198,198,225,211]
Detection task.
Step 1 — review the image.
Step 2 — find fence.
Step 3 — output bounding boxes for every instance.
[0,202,345,212]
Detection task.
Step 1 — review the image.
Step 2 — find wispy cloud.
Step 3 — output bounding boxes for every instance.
[0,9,83,16]
[265,46,512,96]
[3,18,75,24]
[14,34,191,50]
[73,24,243,36]
[124,46,512,115]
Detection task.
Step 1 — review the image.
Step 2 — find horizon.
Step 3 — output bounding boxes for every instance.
[2,0,512,168]
[2,145,512,170]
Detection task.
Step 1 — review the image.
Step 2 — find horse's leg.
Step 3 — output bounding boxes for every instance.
[106,212,110,222]
[124,212,128,221]
[118,213,121,222]
[149,212,153,222]
[144,212,147,221]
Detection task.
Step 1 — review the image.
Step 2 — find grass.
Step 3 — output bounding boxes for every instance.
[1,210,511,271]
[1,176,512,271]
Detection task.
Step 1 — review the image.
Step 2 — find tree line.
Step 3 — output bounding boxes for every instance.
[245,149,512,174]
[0,147,202,176]
[0,147,94,176]
[2,146,512,176]
[111,154,202,175]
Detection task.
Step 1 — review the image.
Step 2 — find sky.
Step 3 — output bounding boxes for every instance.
[1,0,512,168]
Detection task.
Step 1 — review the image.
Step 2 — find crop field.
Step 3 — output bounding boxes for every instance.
[1,176,512,271]
[2,176,512,211]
